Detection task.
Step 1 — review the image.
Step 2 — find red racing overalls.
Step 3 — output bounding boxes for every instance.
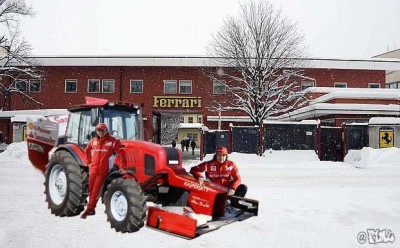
[190,159,241,190]
[85,134,126,211]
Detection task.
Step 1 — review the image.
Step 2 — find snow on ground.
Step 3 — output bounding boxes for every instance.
[0,142,399,248]
[345,147,400,168]
[0,143,7,152]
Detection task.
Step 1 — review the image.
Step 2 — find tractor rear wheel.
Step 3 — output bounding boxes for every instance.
[104,178,147,233]
[45,150,88,216]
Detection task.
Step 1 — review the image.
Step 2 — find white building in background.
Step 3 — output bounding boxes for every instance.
[373,49,400,88]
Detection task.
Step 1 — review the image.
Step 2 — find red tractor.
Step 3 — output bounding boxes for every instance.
[27,97,257,238]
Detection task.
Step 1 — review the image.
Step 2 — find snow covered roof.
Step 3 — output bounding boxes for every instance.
[308,88,400,104]
[29,56,400,70]
[0,109,69,122]
[207,116,321,125]
[207,116,254,122]
[369,117,400,125]
[345,122,369,126]
[178,123,209,131]
[264,120,320,125]
[11,115,45,122]
[307,87,400,95]
[179,123,202,128]
[278,103,400,121]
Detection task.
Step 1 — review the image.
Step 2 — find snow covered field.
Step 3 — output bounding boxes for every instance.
[0,142,399,248]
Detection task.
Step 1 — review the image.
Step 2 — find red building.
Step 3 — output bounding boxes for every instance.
[1,56,399,144]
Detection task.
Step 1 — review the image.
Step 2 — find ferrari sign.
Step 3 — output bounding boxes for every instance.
[153,96,202,108]
[379,128,394,148]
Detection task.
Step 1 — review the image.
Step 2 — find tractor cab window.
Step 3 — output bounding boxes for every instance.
[105,114,124,139]
[103,109,140,140]
[80,111,95,146]
[66,111,96,147]
[65,112,80,144]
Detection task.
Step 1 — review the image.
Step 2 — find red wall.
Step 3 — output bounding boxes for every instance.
[305,69,384,88]
[3,66,386,142]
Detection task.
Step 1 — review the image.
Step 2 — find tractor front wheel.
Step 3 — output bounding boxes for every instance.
[104,178,147,233]
[44,150,87,216]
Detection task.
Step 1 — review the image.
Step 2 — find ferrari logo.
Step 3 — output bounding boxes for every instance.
[211,165,216,171]
[380,128,394,148]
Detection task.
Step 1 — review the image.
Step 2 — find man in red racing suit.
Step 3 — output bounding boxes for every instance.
[190,146,247,199]
[81,123,127,219]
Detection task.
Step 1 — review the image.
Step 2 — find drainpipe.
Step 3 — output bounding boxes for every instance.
[5,86,11,143]
[200,128,204,161]
[317,120,321,160]
[119,67,123,101]
[218,110,221,130]
[342,122,347,160]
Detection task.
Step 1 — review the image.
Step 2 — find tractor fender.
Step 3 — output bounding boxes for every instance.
[51,144,88,168]
[100,171,138,202]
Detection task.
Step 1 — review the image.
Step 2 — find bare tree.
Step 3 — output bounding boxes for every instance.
[207,1,309,125]
[0,0,43,110]
[160,113,181,145]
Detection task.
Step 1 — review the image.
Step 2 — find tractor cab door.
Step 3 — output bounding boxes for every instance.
[26,117,60,174]
[65,111,96,148]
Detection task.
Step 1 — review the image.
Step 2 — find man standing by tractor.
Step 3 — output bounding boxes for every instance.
[190,146,247,203]
[81,123,127,219]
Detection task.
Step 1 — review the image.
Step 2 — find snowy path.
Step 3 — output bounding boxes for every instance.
[0,144,399,248]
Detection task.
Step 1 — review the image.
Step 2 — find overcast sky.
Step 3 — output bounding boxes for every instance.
[20,0,400,58]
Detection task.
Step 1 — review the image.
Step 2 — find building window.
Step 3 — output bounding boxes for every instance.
[179,80,192,94]
[65,79,77,93]
[164,80,177,94]
[130,80,143,93]
[301,80,315,91]
[368,83,380,88]
[88,79,100,93]
[386,83,399,89]
[29,79,41,92]
[102,79,115,93]
[198,116,202,123]
[387,82,400,89]
[334,82,347,88]
[213,80,226,94]
[179,115,184,123]
[15,80,27,92]
[188,117,194,123]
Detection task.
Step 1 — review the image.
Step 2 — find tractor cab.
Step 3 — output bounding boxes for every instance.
[65,97,143,148]
[27,97,143,173]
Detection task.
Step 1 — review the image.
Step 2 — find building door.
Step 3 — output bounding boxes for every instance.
[320,126,344,161]
[345,124,369,152]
